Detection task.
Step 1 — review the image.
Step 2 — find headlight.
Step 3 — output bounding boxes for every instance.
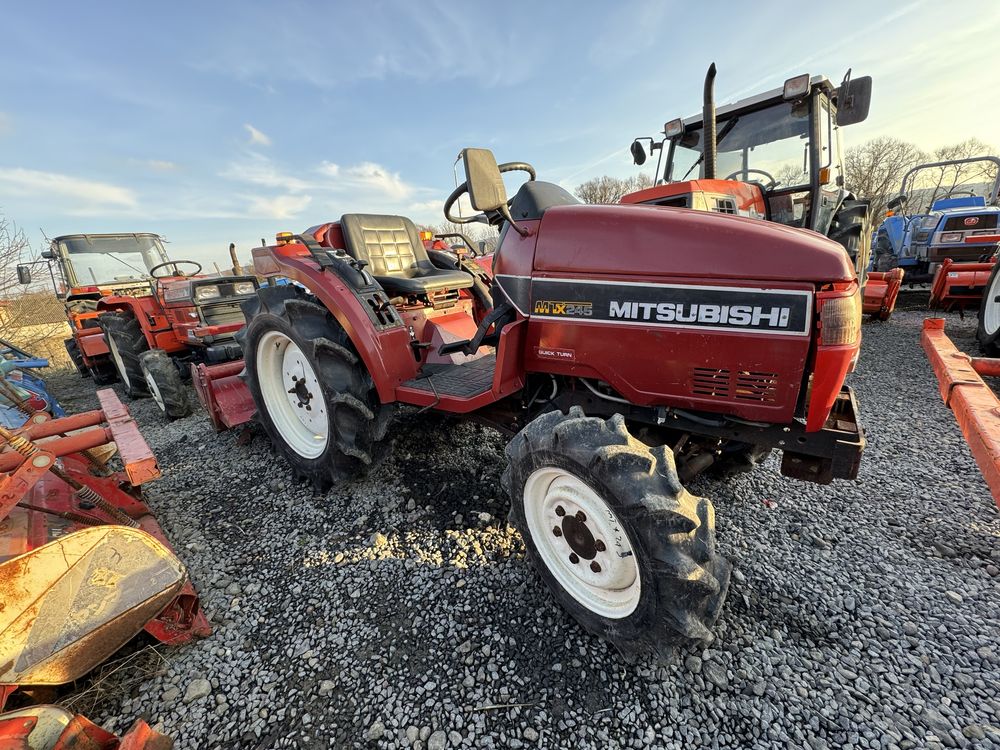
[234,281,256,295]
[819,288,861,346]
[195,285,221,301]
[940,232,964,243]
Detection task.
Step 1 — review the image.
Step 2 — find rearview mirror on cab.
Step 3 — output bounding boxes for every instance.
[887,194,907,212]
[462,148,508,212]
[836,74,872,127]
[630,140,647,166]
[16,265,31,284]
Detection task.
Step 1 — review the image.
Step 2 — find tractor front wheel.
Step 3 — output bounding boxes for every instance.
[64,337,88,377]
[241,287,392,489]
[98,312,149,398]
[139,349,191,419]
[504,407,731,658]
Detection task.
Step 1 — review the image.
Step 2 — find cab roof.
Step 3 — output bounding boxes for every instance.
[675,75,835,131]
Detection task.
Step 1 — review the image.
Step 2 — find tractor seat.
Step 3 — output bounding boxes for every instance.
[340,213,474,296]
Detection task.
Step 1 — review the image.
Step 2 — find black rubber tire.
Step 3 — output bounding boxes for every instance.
[504,407,731,657]
[98,312,149,398]
[977,261,1000,356]
[240,285,392,490]
[829,199,871,275]
[139,349,191,419]
[64,337,88,377]
[88,359,118,385]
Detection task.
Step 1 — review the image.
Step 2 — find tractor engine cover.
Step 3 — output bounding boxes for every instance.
[497,203,856,424]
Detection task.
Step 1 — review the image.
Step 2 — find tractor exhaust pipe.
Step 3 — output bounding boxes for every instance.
[229,242,242,275]
[703,62,718,180]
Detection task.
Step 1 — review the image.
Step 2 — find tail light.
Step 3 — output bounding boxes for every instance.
[818,286,861,345]
[807,283,862,432]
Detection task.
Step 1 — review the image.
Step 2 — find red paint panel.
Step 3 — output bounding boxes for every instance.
[533,204,854,283]
[96,389,160,485]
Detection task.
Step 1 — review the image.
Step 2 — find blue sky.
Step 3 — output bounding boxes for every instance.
[1,0,998,268]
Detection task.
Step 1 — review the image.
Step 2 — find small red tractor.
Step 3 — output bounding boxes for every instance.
[21,234,258,419]
[197,148,865,656]
[626,64,903,322]
[18,233,173,385]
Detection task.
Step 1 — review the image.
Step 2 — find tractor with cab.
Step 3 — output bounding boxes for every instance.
[627,64,902,321]
[19,233,170,384]
[199,148,865,656]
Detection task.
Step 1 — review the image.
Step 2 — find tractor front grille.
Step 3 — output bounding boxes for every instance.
[943,214,998,231]
[200,302,245,328]
[691,367,778,403]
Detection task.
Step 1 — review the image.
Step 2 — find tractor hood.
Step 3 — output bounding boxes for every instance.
[533,204,855,283]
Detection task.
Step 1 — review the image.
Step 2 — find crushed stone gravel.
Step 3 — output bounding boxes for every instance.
[47,309,1000,749]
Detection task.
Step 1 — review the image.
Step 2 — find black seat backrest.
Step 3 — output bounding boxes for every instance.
[340,214,428,279]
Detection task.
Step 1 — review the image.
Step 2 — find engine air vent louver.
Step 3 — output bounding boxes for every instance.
[690,368,778,403]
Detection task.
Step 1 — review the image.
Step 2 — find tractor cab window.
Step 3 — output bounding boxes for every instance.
[667,101,812,189]
[56,235,169,286]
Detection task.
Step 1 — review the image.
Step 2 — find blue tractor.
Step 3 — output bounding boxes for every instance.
[871,156,1000,283]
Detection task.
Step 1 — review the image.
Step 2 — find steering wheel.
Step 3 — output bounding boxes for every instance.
[725,168,777,191]
[443,162,537,225]
[149,260,203,278]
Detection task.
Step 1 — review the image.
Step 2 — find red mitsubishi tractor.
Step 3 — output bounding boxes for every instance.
[626,64,902,321]
[206,149,864,655]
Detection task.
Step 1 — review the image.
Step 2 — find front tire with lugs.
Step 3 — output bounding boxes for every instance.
[504,407,731,658]
[240,286,392,490]
[98,311,149,398]
[139,349,191,419]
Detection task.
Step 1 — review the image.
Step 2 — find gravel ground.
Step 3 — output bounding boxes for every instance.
[49,309,1000,749]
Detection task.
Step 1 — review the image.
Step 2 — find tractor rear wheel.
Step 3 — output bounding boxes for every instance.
[139,349,191,419]
[98,312,149,398]
[240,287,392,490]
[829,199,871,274]
[977,262,1000,356]
[64,337,88,377]
[504,407,731,658]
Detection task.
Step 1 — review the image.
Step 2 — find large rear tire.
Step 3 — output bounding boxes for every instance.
[98,312,149,398]
[139,349,191,419]
[829,199,871,275]
[240,286,392,490]
[977,262,1000,356]
[504,407,731,657]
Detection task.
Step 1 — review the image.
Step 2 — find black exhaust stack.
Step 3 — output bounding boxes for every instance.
[703,62,717,180]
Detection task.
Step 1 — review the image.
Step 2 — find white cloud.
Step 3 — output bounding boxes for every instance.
[0,167,136,211]
[146,159,177,171]
[317,161,340,178]
[244,124,271,146]
[343,162,412,200]
[221,152,312,192]
[247,193,312,219]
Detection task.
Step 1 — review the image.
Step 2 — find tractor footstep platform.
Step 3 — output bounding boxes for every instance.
[403,354,496,397]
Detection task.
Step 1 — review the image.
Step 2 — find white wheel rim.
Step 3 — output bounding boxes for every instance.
[107,334,130,387]
[256,330,329,459]
[144,366,165,411]
[984,271,1000,336]
[523,467,640,619]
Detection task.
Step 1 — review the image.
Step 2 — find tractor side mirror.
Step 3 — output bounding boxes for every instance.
[462,148,507,212]
[887,194,907,211]
[41,249,54,260]
[630,140,647,166]
[16,265,31,284]
[836,74,872,126]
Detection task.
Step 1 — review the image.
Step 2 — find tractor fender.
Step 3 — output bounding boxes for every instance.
[249,263,417,404]
[95,295,163,349]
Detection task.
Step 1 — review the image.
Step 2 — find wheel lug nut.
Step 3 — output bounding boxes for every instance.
[590,561,601,573]
[569,553,579,564]
[555,506,565,517]
[576,510,587,522]
[552,526,562,537]
[595,539,606,552]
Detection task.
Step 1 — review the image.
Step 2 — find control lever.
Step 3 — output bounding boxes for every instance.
[348,258,374,286]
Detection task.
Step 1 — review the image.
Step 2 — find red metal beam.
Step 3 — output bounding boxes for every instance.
[20,410,105,440]
[96,389,160,485]
[921,318,1000,507]
[0,430,114,472]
